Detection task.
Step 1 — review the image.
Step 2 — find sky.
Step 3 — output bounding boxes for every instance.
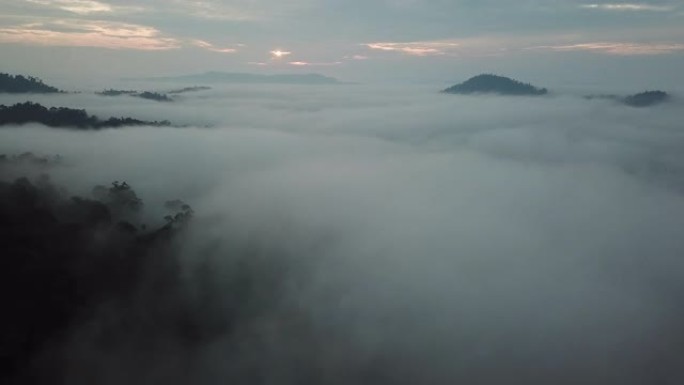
[1,0,683,85]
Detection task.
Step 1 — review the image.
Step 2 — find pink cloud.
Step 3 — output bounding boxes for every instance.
[530,42,684,55]
[0,19,179,50]
[191,39,238,53]
[365,41,459,56]
[366,35,684,58]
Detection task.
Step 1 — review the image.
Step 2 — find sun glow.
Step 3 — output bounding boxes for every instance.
[270,49,291,59]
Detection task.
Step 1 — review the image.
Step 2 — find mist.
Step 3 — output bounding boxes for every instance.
[2,84,684,384]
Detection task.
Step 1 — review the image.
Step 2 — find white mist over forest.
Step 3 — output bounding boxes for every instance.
[2,83,684,384]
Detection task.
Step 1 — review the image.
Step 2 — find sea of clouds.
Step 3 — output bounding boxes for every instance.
[1,84,684,384]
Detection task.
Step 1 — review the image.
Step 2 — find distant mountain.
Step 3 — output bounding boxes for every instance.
[0,102,170,129]
[443,74,548,96]
[136,91,173,102]
[168,86,212,94]
[623,91,670,107]
[97,89,173,102]
[0,73,62,93]
[98,89,138,96]
[585,90,671,107]
[128,72,341,85]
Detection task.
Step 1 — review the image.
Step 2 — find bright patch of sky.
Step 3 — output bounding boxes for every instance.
[0,0,681,83]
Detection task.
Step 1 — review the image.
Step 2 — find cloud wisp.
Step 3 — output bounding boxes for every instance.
[0,19,180,50]
[365,41,456,56]
[580,3,675,12]
[191,39,239,53]
[365,33,684,58]
[26,0,113,15]
[530,41,684,55]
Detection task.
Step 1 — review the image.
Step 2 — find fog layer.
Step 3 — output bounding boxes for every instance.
[2,85,684,384]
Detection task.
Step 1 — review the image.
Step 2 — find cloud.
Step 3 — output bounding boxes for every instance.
[288,61,342,66]
[366,33,684,58]
[270,49,292,59]
[531,41,684,55]
[580,3,675,12]
[2,84,684,383]
[365,41,455,56]
[123,0,315,21]
[168,0,259,21]
[26,0,113,15]
[191,39,238,53]
[0,19,179,50]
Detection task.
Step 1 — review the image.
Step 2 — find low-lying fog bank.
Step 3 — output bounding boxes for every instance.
[2,85,684,384]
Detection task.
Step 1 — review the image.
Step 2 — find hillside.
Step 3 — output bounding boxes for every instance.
[0,102,170,128]
[98,89,173,102]
[443,74,548,96]
[0,73,62,93]
[585,90,671,107]
[623,90,670,107]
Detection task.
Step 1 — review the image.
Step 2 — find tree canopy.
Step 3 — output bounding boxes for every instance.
[0,102,171,129]
[623,90,670,107]
[98,89,173,102]
[0,173,196,383]
[443,74,548,96]
[0,73,62,93]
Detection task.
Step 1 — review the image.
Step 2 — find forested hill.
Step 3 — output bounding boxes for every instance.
[585,90,672,107]
[623,90,670,107]
[0,73,62,93]
[443,74,548,96]
[0,174,196,383]
[0,102,170,129]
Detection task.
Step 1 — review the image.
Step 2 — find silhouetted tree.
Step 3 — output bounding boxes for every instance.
[137,91,173,102]
[584,90,671,107]
[0,172,199,384]
[0,73,62,93]
[97,89,173,102]
[167,86,212,94]
[623,90,670,107]
[0,102,171,129]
